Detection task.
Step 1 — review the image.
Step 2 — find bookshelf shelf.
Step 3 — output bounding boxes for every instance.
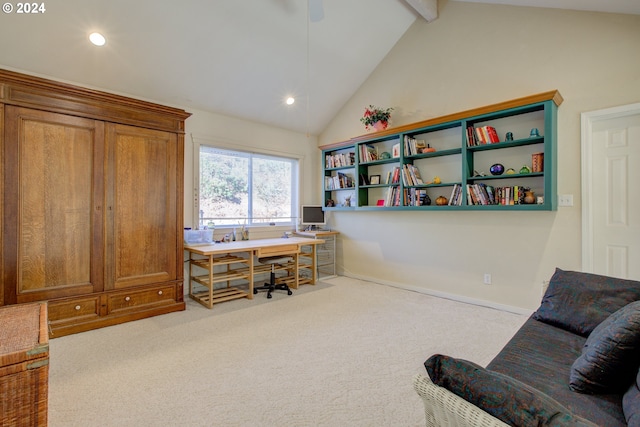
[320,90,562,211]
[405,147,462,159]
[467,136,543,152]
[468,172,544,181]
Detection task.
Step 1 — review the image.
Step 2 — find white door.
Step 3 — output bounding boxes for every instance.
[582,103,640,280]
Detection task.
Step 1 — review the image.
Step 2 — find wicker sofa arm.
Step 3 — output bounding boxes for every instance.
[412,373,509,427]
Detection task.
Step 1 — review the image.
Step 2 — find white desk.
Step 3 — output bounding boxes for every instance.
[185,237,324,309]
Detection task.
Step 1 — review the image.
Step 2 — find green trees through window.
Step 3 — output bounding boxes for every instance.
[198,146,298,227]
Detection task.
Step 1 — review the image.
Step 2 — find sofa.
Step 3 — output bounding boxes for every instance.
[413,268,640,426]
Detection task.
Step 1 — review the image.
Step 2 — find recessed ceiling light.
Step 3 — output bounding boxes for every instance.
[286,97,295,105]
[89,32,106,46]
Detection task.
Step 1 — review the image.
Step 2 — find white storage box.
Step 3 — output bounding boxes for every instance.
[184,229,214,244]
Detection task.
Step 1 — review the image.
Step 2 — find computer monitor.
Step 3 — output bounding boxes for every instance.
[300,205,325,230]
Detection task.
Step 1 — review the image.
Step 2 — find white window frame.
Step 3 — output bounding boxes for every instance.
[192,136,301,230]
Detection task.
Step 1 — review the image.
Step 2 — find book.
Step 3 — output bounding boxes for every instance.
[466,126,477,147]
[486,126,500,143]
[448,184,463,206]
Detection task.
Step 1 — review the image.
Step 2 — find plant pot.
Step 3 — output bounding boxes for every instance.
[372,121,388,131]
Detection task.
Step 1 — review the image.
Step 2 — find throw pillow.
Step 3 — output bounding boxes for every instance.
[533,268,640,337]
[570,300,640,394]
[425,354,598,427]
[623,366,640,426]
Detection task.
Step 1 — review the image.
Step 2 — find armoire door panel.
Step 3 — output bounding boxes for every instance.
[3,107,105,304]
[106,124,177,289]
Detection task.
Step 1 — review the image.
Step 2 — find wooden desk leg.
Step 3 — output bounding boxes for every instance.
[188,252,194,297]
[207,254,214,309]
[248,251,254,299]
[311,244,318,285]
[294,252,299,288]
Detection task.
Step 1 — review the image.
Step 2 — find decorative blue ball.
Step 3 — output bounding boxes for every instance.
[490,163,505,175]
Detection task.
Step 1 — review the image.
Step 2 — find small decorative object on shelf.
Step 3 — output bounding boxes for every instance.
[344,196,352,207]
[524,190,535,204]
[380,151,392,160]
[422,144,436,153]
[519,165,531,174]
[505,132,514,141]
[326,199,335,207]
[532,152,544,172]
[435,196,448,206]
[360,105,394,131]
[490,163,505,175]
[530,127,540,137]
[505,168,516,175]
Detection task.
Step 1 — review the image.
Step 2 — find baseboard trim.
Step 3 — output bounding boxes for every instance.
[341,273,533,316]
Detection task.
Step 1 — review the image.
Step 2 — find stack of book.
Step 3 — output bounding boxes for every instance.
[325,172,354,190]
[404,188,427,206]
[403,135,427,155]
[359,144,378,162]
[448,184,463,206]
[325,152,355,168]
[466,125,500,146]
[466,184,529,205]
[401,164,424,186]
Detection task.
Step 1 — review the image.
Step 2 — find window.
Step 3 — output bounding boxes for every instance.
[197,145,298,228]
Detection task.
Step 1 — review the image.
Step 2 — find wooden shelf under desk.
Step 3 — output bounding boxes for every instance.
[188,252,254,309]
[185,237,324,309]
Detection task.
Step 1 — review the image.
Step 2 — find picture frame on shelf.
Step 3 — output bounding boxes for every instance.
[392,143,400,158]
[369,175,381,185]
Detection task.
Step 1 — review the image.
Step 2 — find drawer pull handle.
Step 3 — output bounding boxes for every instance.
[158,290,163,295]
[125,296,131,302]
[75,305,81,310]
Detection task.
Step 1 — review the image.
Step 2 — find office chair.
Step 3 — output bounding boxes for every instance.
[253,255,294,298]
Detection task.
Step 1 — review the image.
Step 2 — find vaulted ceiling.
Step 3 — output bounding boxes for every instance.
[0,0,638,135]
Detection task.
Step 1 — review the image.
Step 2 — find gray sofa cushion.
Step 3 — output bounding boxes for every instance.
[488,317,626,426]
[570,301,640,394]
[425,354,597,426]
[623,366,640,426]
[533,268,640,337]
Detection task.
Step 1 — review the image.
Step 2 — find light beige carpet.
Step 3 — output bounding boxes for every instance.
[48,276,528,426]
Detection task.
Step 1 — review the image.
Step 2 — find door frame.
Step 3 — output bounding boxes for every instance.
[581,102,640,273]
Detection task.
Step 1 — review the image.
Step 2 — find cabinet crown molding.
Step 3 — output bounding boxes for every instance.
[0,68,191,133]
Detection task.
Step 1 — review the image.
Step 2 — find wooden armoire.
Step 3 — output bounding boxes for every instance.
[0,69,191,337]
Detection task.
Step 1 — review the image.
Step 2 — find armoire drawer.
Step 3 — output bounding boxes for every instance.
[107,285,177,314]
[48,296,100,323]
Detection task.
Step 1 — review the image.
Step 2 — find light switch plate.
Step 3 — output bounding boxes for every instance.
[558,194,574,206]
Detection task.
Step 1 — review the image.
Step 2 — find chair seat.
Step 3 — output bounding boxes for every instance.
[258,255,293,265]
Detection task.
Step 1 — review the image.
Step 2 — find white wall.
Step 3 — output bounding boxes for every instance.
[183,108,319,240]
[317,2,640,311]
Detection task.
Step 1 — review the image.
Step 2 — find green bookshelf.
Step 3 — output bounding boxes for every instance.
[321,90,562,211]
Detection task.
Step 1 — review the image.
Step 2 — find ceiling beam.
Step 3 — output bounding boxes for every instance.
[404,0,438,22]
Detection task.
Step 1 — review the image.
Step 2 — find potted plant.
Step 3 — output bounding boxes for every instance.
[360,105,394,131]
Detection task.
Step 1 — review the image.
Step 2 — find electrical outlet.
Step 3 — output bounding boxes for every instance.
[483,273,492,285]
[558,194,574,207]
